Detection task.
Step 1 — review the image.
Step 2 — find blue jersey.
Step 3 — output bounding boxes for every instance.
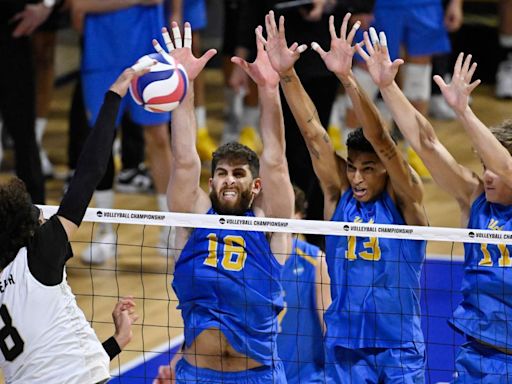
[451,193,512,350]
[277,238,325,383]
[82,5,166,72]
[324,190,426,349]
[172,209,284,365]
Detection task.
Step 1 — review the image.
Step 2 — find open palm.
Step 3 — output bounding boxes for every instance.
[263,11,303,75]
[154,22,216,82]
[434,53,480,114]
[313,14,358,79]
[356,29,403,88]
[232,26,280,89]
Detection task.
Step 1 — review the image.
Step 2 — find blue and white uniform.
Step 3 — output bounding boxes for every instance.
[324,190,426,383]
[172,208,286,383]
[452,193,512,383]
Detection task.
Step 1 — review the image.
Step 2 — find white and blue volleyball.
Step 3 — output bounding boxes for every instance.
[129,52,189,113]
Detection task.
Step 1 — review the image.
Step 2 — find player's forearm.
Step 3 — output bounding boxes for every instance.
[259,86,286,164]
[58,91,120,226]
[380,82,435,151]
[279,68,326,145]
[171,86,201,168]
[342,73,387,142]
[457,106,512,183]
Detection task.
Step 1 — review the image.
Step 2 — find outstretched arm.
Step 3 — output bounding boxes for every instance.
[262,11,346,220]
[434,53,512,188]
[102,296,139,360]
[153,23,217,213]
[57,60,154,239]
[232,25,294,219]
[321,25,426,225]
[360,34,481,213]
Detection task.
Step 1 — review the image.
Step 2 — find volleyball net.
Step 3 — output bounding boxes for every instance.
[38,205,512,384]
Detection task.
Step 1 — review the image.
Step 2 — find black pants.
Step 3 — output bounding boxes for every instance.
[0,34,45,203]
[281,74,339,248]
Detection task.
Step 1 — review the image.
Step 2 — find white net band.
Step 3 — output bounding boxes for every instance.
[38,205,512,245]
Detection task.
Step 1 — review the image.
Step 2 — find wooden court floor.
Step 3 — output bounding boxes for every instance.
[0,69,511,381]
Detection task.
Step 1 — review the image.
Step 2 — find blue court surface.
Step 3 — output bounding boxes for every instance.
[109,258,465,384]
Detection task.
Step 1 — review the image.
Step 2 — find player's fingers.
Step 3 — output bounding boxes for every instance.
[161,27,174,52]
[269,10,278,37]
[278,15,286,40]
[454,52,464,78]
[264,14,273,39]
[340,13,351,40]
[153,39,165,55]
[466,62,478,82]
[329,15,337,40]
[231,57,250,73]
[131,56,155,72]
[468,79,481,93]
[391,58,404,71]
[311,42,327,58]
[200,48,217,66]
[256,25,268,47]
[346,20,360,46]
[379,31,390,58]
[433,74,447,90]
[290,42,299,51]
[172,22,182,49]
[369,27,380,51]
[184,22,192,49]
[355,42,370,61]
[461,53,472,76]
[363,31,375,56]
[296,44,307,53]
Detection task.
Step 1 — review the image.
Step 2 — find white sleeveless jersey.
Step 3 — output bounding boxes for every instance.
[0,248,110,384]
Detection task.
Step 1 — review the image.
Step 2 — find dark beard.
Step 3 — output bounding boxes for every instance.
[210,188,253,215]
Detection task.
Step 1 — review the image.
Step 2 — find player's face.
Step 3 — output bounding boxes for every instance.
[482,166,512,205]
[209,161,261,215]
[346,150,388,202]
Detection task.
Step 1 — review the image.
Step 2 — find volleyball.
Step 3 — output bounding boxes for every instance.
[129,52,189,113]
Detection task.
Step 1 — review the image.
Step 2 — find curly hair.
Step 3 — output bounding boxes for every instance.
[0,178,39,268]
[212,142,260,178]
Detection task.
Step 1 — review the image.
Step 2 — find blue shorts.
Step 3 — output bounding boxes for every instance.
[183,0,207,31]
[82,70,171,128]
[355,3,450,61]
[175,358,287,384]
[325,344,425,384]
[454,340,512,384]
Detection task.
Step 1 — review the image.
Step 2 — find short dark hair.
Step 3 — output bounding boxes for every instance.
[0,178,39,268]
[212,142,260,178]
[293,185,308,216]
[346,128,376,154]
[490,119,512,155]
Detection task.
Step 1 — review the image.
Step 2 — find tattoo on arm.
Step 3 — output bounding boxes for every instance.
[378,143,398,161]
[305,141,320,160]
[306,108,320,124]
[322,133,330,143]
[281,75,292,84]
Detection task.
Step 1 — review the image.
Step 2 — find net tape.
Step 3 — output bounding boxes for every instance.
[38,205,512,245]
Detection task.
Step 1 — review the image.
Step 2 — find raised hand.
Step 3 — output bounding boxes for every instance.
[112,296,139,350]
[153,22,217,81]
[262,11,307,75]
[231,26,280,89]
[433,52,480,115]
[109,57,155,97]
[356,28,404,88]
[311,13,360,80]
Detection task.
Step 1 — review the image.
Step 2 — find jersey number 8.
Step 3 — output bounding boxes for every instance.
[0,305,24,361]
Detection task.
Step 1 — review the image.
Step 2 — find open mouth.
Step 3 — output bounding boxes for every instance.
[352,187,367,199]
[221,190,238,201]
